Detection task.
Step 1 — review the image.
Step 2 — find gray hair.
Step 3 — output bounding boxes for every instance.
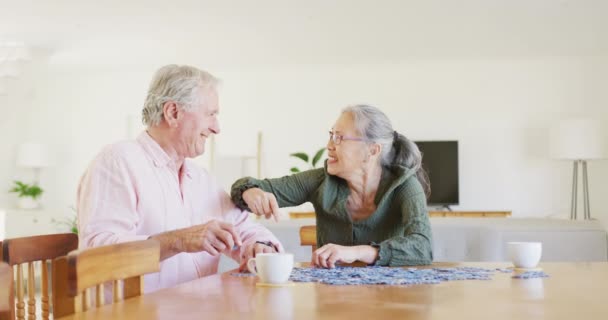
[142,64,219,127]
[342,104,430,197]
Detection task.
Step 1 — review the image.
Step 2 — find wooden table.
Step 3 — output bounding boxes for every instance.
[56,262,608,320]
[288,211,512,219]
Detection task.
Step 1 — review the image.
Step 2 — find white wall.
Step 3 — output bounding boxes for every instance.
[1,1,607,225]
[2,56,605,223]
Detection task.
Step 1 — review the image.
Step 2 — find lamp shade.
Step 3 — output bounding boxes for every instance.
[550,118,607,160]
[12,46,33,61]
[16,143,50,168]
[0,209,5,240]
[0,62,20,78]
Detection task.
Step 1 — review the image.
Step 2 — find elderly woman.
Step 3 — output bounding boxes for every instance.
[231,105,432,268]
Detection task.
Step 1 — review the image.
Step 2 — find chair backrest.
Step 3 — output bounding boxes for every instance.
[52,239,160,318]
[0,262,13,320]
[2,233,79,320]
[299,225,317,253]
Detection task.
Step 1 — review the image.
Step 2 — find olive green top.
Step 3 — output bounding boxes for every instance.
[231,163,433,266]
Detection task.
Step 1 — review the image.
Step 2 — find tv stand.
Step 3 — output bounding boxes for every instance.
[428,211,512,218]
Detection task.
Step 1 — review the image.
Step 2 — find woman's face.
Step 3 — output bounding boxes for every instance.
[326,112,370,179]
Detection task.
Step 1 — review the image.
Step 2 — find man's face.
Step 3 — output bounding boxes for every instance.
[175,88,220,159]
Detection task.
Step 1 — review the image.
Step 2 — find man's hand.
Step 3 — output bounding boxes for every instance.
[151,220,242,261]
[238,242,278,272]
[242,188,280,221]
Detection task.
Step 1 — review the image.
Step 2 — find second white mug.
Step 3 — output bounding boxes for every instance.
[247,253,294,284]
[507,242,542,268]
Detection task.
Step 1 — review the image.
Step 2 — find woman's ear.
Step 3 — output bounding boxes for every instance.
[370,143,382,157]
[162,101,179,128]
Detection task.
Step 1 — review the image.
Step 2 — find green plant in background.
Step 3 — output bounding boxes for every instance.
[52,206,79,235]
[290,148,326,173]
[9,180,43,199]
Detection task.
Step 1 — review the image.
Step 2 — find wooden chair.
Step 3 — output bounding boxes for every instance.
[2,233,78,320]
[0,262,13,320]
[299,225,317,254]
[52,239,160,318]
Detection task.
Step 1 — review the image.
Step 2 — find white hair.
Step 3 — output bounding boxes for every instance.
[342,104,430,197]
[142,64,219,127]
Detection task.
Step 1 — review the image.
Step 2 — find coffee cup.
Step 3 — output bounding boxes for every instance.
[507,242,542,269]
[247,253,294,284]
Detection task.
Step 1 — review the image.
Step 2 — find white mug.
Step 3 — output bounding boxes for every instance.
[507,242,542,268]
[247,253,294,284]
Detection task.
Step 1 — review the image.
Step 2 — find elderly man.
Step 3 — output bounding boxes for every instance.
[77,64,281,292]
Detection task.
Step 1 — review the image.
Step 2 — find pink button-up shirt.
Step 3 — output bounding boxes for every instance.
[77,132,281,292]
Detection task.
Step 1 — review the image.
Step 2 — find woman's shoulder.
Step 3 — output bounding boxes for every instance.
[398,178,425,201]
[297,167,327,180]
[382,165,423,198]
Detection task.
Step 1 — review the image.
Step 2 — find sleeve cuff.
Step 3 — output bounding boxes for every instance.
[230,181,259,211]
[371,241,392,266]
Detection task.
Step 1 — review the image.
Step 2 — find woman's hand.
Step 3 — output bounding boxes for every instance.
[242,188,280,221]
[312,244,360,268]
[312,244,380,268]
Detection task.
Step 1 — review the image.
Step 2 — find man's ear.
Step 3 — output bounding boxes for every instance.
[162,101,179,128]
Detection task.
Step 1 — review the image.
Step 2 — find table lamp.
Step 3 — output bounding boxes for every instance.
[0,209,5,240]
[550,118,606,220]
[16,142,50,184]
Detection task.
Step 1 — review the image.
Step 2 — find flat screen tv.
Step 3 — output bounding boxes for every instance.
[414,141,459,208]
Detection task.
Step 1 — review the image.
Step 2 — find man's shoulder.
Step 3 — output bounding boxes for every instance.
[94,139,146,166]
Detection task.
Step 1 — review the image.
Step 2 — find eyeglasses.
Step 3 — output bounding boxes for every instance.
[328,130,367,145]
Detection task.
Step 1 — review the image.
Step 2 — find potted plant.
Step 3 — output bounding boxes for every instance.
[288,148,325,219]
[9,180,44,209]
[53,207,79,235]
[290,148,326,173]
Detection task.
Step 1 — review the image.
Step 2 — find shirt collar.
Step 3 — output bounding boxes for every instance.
[136,131,174,168]
[136,131,193,179]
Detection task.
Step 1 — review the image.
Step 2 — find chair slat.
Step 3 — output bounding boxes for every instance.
[0,262,13,320]
[27,262,35,320]
[123,277,143,300]
[95,284,104,307]
[113,280,120,303]
[51,256,75,317]
[41,260,49,320]
[16,264,25,320]
[82,289,90,312]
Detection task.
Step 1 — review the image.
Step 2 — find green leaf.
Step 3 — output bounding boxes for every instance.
[290,167,300,173]
[9,181,44,199]
[311,148,326,167]
[290,152,309,163]
[27,185,43,199]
